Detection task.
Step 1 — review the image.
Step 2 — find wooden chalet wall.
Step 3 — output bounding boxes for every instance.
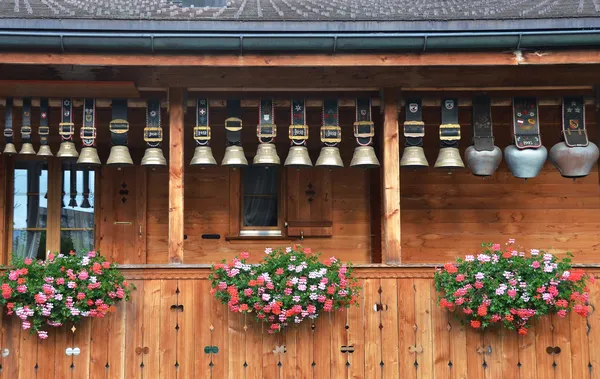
[0,268,599,379]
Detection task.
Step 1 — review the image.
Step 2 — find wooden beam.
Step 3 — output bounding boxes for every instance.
[381,88,402,265]
[168,88,185,264]
[0,156,6,264]
[46,158,62,255]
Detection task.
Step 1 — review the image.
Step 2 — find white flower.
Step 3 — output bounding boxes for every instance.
[543,253,553,261]
[286,247,292,253]
[288,265,296,271]
[477,254,491,262]
[562,271,571,279]
[81,257,90,266]
[262,294,271,301]
[290,256,296,261]
[89,276,97,283]
[265,247,273,255]
[530,249,539,256]
[465,255,475,262]
[475,272,485,280]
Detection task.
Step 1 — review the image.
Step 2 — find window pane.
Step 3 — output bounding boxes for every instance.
[12,230,46,260]
[60,230,94,255]
[242,167,279,227]
[13,166,48,229]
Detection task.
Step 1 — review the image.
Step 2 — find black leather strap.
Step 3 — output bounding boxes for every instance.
[39,98,50,146]
[258,99,276,143]
[290,99,308,146]
[440,99,460,149]
[145,99,162,148]
[355,98,374,146]
[322,99,341,147]
[60,98,74,142]
[4,97,14,144]
[81,98,96,147]
[195,98,210,146]
[472,96,495,151]
[512,97,542,149]
[404,98,425,147]
[21,98,32,144]
[225,100,242,146]
[110,99,129,146]
[562,96,588,147]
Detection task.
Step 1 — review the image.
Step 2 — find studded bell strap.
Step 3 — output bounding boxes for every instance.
[109,99,129,147]
[60,98,75,143]
[512,97,542,149]
[404,98,424,147]
[145,99,162,148]
[290,99,308,146]
[39,98,50,147]
[354,98,374,146]
[21,98,32,145]
[440,99,460,149]
[225,100,242,146]
[81,99,96,148]
[472,95,495,151]
[321,99,341,147]
[258,99,276,143]
[562,96,588,147]
[194,98,210,146]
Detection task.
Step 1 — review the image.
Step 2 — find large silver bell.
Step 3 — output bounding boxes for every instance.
[315,146,344,168]
[284,146,312,168]
[400,146,429,168]
[19,142,36,155]
[222,145,248,168]
[56,141,79,159]
[350,146,380,169]
[190,145,217,167]
[253,143,280,166]
[464,146,502,177]
[141,147,167,167]
[37,145,53,158]
[3,143,17,155]
[434,147,465,169]
[76,147,101,167]
[106,145,133,167]
[504,145,547,179]
[549,142,599,178]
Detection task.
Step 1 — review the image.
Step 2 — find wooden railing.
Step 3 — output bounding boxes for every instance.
[0,267,598,379]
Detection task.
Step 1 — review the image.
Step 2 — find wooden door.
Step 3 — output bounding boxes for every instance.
[98,166,147,264]
[286,167,333,237]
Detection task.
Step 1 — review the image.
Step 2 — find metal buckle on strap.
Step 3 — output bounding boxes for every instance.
[109,119,129,134]
[320,125,342,144]
[225,117,243,131]
[289,125,309,140]
[39,126,50,136]
[3,129,13,138]
[194,126,211,141]
[144,126,163,142]
[21,126,32,136]
[403,121,425,138]
[353,121,374,138]
[80,126,96,139]
[257,124,277,139]
[439,124,461,141]
[59,122,75,136]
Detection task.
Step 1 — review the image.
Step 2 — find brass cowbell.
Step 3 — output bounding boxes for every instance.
[222,145,248,168]
[107,145,133,167]
[400,146,429,168]
[19,142,36,155]
[350,146,380,169]
[77,147,101,167]
[191,145,217,167]
[37,145,53,158]
[315,146,344,168]
[284,146,312,168]
[253,143,280,166]
[141,147,167,167]
[57,141,79,159]
[434,147,465,169]
[3,143,17,155]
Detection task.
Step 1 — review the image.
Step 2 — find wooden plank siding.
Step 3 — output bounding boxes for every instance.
[0,269,597,379]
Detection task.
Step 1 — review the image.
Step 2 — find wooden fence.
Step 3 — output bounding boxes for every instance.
[0,268,599,379]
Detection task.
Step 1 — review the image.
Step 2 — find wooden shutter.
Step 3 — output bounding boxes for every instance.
[286,167,332,237]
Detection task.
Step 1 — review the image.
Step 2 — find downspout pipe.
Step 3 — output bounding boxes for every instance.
[0,30,600,53]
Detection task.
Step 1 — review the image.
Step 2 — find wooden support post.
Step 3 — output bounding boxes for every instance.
[381,88,402,264]
[168,88,185,264]
[0,155,6,264]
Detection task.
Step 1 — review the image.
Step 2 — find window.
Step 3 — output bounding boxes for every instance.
[12,161,48,260]
[61,163,95,255]
[240,166,281,236]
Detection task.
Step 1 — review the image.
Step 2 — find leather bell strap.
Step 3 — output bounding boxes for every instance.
[144,99,162,148]
[225,100,242,146]
[404,98,425,147]
[512,97,542,149]
[21,98,32,144]
[109,99,129,147]
[354,98,374,146]
[258,99,276,143]
[289,99,308,146]
[321,99,341,147]
[81,98,96,148]
[4,98,13,144]
[194,98,210,146]
[472,95,495,151]
[60,98,75,142]
[39,98,50,146]
[439,99,460,149]
[562,96,588,147]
